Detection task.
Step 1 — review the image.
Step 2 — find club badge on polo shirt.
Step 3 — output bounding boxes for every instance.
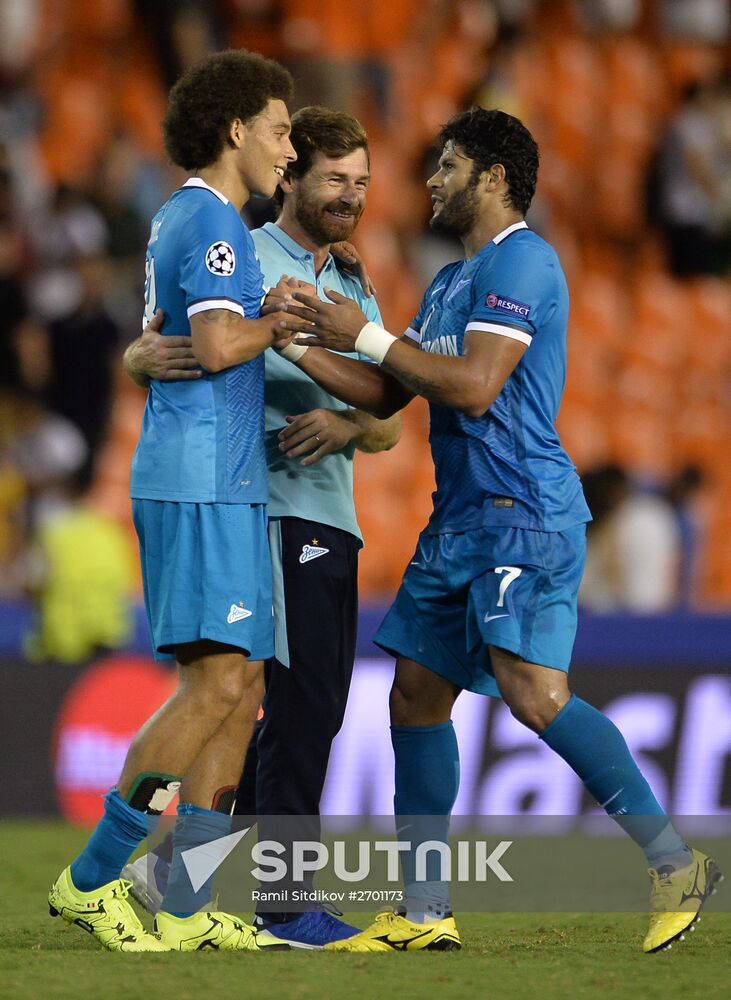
[227,601,252,623]
[299,538,329,564]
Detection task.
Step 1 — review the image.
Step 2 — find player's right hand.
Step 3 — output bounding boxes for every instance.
[131,310,203,382]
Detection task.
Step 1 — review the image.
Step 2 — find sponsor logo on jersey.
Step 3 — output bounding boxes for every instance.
[422,334,459,356]
[206,241,236,276]
[486,293,530,318]
[227,602,252,623]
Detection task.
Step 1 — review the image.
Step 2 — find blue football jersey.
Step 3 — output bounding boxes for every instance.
[407,222,590,533]
[130,178,267,504]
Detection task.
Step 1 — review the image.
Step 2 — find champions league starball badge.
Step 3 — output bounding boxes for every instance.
[205,241,236,275]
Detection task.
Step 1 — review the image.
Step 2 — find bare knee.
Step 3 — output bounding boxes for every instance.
[489,647,570,733]
[389,681,423,727]
[503,689,568,732]
[178,644,260,721]
[198,669,248,719]
[240,660,265,706]
[389,659,458,727]
[206,660,264,716]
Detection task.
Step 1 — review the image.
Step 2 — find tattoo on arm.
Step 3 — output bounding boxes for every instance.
[384,367,442,399]
[198,309,242,326]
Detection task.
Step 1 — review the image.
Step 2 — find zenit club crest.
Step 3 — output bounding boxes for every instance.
[227,602,252,623]
[299,541,329,564]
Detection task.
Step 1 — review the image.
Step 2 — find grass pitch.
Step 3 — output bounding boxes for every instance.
[2,821,729,1000]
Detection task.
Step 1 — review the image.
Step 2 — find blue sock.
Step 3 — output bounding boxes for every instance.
[392,722,460,919]
[70,788,154,892]
[161,804,232,918]
[540,696,689,867]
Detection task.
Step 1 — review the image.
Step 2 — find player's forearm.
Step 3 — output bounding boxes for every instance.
[296,348,411,419]
[346,410,402,454]
[123,338,151,388]
[379,340,497,417]
[192,312,279,372]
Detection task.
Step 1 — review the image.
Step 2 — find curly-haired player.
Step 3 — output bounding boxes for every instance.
[48,50,296,953]
[274,107,722,954]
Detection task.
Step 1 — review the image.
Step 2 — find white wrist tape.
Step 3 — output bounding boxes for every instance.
[355,321,398,365]
[279,342,309,363]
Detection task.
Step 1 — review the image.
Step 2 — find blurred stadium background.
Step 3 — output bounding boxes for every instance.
[0,0,729,825]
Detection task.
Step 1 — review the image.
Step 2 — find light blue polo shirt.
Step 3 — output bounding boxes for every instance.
[253,221,382,542]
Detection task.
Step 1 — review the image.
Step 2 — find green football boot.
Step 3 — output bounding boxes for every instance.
[324,908,461,952]
[644,848,723,953]
[49,866,171,952]
[155,910,289,951]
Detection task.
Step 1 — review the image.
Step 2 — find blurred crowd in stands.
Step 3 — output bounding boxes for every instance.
[0,0,730,661]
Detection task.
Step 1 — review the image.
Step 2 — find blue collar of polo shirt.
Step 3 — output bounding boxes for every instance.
[259,222,337,272]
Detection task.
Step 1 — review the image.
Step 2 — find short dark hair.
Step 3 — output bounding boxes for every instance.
[163,49,294,171]
[273,106,369,207]
[439,108,539,216]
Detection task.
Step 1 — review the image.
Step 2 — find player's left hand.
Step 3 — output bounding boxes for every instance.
[331,242,377,298]
[128,310,202,382]
[279,289,367,353]
[261,275,317,315]
[278,407,358,466]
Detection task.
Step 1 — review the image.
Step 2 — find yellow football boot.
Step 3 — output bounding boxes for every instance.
[48,867,170,952]
[155,910,289,951]
[324,908,461,952]
[644,849,723,953]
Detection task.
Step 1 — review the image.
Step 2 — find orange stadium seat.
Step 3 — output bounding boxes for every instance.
[628,270,691,369]
[684,278,731,369]
[603,37,668,119]
[355,398,434,599]
[39,76,115,185]
[592,149,647,239]
[556,397,612,471]
[662,42,726,93]
[543,37,603,173]
[87,365,146,585]
[63,0,132,41]
[117,50,167,156]
[281,0,420,57]
[609,404,677,479]
[701,498,731,605]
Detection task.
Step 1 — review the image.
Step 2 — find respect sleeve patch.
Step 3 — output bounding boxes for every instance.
[485,293,531,319]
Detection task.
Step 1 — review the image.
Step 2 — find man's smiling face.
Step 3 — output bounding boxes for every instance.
[238,98,296,199]
[290,147,370,246]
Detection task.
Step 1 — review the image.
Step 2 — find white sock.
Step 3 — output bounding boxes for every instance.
[404,901,451,924]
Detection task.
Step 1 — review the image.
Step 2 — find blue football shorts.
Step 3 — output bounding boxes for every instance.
[132,499,274,662]
[374,523,587,698]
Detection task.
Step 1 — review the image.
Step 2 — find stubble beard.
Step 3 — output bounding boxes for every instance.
[430,182,480,239]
